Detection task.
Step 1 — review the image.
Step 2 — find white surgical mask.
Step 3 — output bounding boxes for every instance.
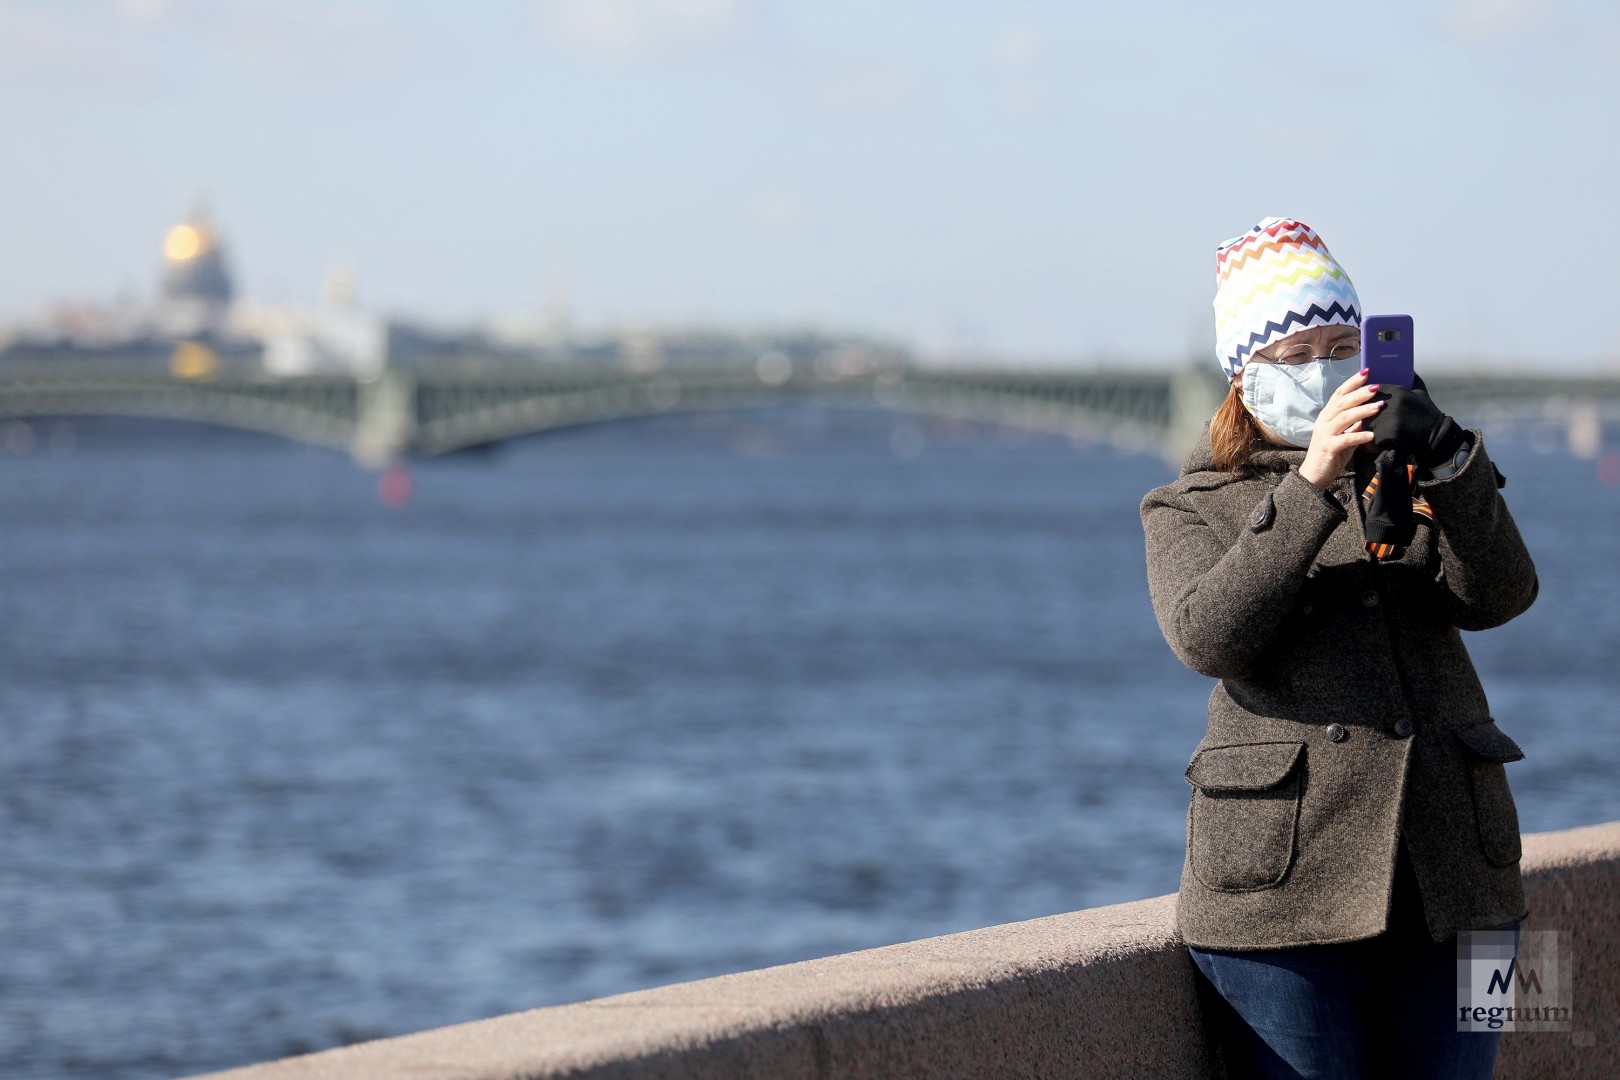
[1239,356,1362,448]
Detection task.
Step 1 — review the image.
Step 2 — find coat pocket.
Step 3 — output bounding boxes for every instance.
[1185,741,1306,892]
[1453,718,1525,867]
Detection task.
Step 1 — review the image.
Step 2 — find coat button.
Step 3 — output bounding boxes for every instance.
[1249,492,1275,532]
[1361,589,1381,608]
[1326,723,1348,742]
[1338,491,1354,507]
[1393,718,1413,737]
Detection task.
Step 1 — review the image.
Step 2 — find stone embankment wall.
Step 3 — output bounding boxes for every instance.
[197,820,1619,1080]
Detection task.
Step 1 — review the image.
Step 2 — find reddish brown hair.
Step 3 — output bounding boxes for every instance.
[1209,382,1265,472]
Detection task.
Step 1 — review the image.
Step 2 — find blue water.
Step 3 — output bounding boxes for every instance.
[1,408,1616,1078]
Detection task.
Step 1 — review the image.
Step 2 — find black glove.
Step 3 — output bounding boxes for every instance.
[1369,384,1466,469]
[1364,448,1416,548]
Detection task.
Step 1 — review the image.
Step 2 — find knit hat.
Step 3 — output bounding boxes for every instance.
[1213,217,1361,380]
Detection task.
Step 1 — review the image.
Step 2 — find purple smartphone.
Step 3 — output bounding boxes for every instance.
[1361,314,1414,388]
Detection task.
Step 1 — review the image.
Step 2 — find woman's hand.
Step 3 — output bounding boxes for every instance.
[1368,384,1466,469]
[1299,369,1383,491]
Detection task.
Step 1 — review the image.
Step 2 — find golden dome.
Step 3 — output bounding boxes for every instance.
[163,222,215,263]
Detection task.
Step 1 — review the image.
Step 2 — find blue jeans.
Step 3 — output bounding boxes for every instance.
[1187,921,1522,1080]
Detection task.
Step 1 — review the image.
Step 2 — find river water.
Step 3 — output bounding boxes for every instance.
[2,406,1616,1078]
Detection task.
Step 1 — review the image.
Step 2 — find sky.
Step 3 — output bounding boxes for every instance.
[1,0,1617,368]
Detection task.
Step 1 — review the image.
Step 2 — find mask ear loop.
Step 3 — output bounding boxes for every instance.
[1238,360,1264,419]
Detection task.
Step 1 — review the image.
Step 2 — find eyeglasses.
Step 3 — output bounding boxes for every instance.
[1255,342,1362,365]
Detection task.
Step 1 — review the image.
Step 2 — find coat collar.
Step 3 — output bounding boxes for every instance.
[1179,422,1305,480]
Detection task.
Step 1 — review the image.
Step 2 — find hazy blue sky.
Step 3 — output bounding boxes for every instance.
[2,0,1616,366]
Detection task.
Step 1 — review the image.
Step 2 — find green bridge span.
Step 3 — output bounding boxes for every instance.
[1,360,1614,467]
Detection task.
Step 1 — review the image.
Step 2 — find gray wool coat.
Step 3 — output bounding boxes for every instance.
[1140,424,1538,950]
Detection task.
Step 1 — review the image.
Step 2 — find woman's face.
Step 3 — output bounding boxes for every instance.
[1232,324,1363,445]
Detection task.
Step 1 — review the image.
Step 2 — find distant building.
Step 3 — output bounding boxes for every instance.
[259,264,388,380]
[158,204,235,337]
[0,199,913,381]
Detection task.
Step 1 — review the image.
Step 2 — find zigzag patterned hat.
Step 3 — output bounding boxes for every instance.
[1214,217,1361,380]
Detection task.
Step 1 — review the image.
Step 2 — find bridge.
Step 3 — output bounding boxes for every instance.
[1,358,1615,466]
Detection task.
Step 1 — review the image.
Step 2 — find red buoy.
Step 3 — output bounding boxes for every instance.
[379,464,413,507]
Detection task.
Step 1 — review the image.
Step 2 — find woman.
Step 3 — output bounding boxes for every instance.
[1139,217,1538,1079]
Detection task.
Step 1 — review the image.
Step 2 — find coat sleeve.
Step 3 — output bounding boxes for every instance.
[1140,468,1347,679]
[1416,429,1539,631]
